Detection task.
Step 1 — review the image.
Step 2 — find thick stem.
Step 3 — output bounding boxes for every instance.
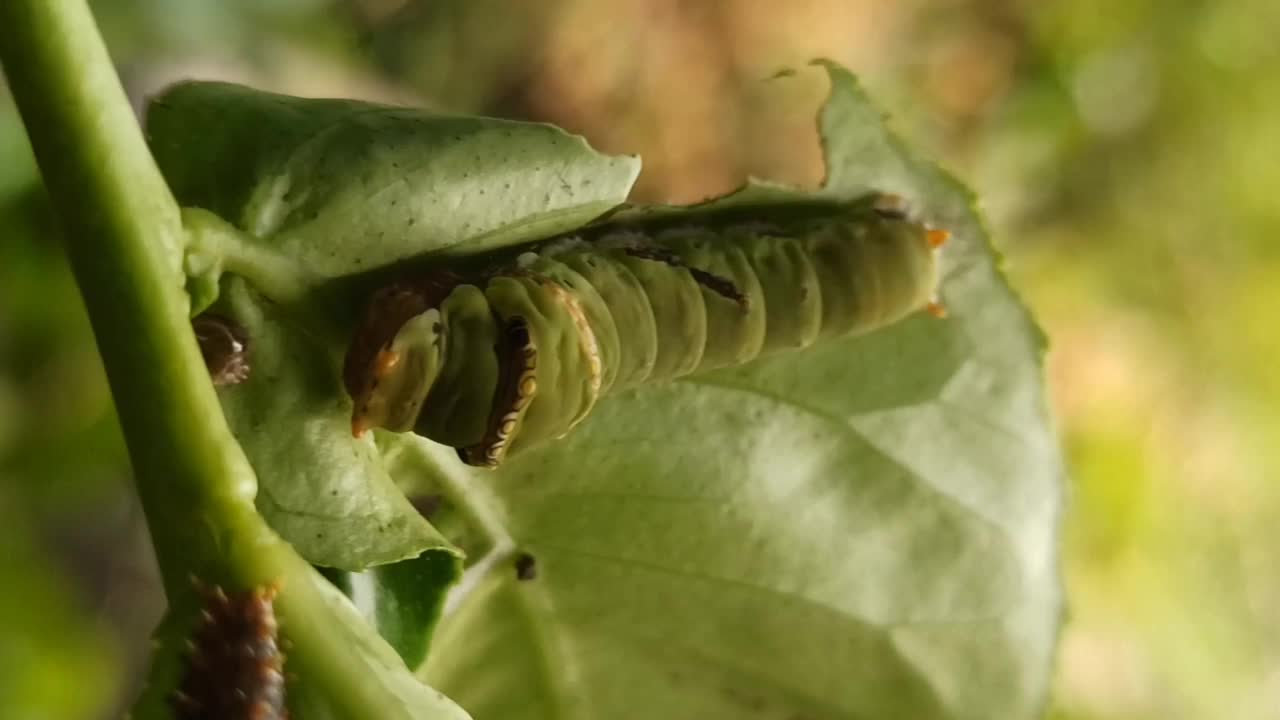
[0,6,470,718]
[0,0,262,582]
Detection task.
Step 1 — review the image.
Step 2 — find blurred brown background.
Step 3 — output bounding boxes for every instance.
[2,1,1277,718]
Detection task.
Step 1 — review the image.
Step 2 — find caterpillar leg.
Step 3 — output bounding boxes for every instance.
[458,316,538,468]
[624,246,749,309]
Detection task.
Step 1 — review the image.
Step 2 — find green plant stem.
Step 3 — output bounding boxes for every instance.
[0,5,474,718]
[183,206,317,307]
[0,0,269,582]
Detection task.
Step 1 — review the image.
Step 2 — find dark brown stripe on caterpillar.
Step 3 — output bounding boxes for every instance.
[624,246,749,308]
[459,316,538,468]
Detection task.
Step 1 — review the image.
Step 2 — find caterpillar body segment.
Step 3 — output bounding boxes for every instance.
[559,251,660,388]
[344,195,945,467]
[414,284,499,447]
[172,581,287,720]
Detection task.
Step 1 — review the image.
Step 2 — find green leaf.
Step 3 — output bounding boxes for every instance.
[147,81,641,288]
[210,278,467,666]
[147,80,641,657]
[418,62,1062,719]
[212,278,460,572]
[378,434,501,567]
[148,58,1058,718]
[325,550,465,670]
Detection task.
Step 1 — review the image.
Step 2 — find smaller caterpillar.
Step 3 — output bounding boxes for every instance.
[171,580,287,720]
[194,314,251,386]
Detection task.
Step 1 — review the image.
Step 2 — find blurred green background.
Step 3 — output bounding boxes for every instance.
[2,1,1276,718]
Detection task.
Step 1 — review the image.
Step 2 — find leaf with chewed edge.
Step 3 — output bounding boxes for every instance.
[417,60,1063,720]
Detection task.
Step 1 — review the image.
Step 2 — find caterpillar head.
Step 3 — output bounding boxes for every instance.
[869,193,949,317]
[864,193,949,318]
[344,284,448,437]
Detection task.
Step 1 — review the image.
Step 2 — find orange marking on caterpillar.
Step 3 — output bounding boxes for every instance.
[927,229,951,248]
[373,349,402,379]
[352,416,372,438]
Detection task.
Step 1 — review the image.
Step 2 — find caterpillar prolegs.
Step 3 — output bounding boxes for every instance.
[343,194,949,468]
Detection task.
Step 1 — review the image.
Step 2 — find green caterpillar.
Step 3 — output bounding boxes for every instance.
[343,193,949,468]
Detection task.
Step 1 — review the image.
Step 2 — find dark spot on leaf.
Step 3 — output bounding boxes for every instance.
[411,494,443,519]
[724,685,767,711]
[514,552,537,581]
